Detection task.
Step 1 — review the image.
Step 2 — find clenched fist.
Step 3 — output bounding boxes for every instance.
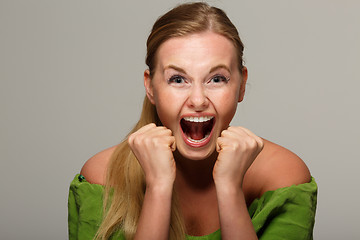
[213,126,264,189]
[128,123,177,189]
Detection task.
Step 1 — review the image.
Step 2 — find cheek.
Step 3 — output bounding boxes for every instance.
[153,92,179,127]
[211,91,239,122]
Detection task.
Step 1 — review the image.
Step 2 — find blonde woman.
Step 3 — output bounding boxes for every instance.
[68,2,317,240]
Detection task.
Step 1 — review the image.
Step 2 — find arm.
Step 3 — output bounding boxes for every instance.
[249,140,315,239]
[215,183,257,240]
[79,124,176,239]
[128,123,176,240]
[134,182,173,239]
[214,129,314,240]
[213,126,263,240]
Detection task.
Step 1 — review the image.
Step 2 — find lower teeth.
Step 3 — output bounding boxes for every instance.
[187,134,210,143]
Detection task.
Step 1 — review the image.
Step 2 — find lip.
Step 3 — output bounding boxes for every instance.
[179,114,216,148]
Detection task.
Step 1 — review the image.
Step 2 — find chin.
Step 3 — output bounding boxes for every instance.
[175,142,216,161]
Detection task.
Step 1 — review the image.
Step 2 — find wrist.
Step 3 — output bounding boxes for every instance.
[214,180,244,196]
[146,180,174,195]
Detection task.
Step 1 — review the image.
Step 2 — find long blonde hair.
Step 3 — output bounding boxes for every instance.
[96,2,245,239]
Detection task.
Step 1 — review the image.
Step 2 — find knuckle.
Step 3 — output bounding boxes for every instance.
[127,134,135,144]
[220,130,229,137]
[229,141,240,150]
[247,138,257,148]
[165,128,173,135]
[132,137,142,147]
[229,126,241,132]
[152,137,161,146]
[258,138,264,150]
[143,136,153,145]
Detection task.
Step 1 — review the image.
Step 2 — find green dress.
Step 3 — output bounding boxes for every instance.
[68,174,317,240]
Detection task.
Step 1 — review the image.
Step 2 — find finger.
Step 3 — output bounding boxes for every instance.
[146,126,173,140]
[128,124,165,148]
[145,130,175,151]
[217,128,242,152]
[129,123,156,140]
[239,127,264,149]
[221,127,264,153]
[136,123,157,134]
[220,127,246,140]
[227,126,262,143]
[238,126,256,138]
[170,137,176,151]
[163,135,176,151]
[159,127,173,136]
[216,136,227,152]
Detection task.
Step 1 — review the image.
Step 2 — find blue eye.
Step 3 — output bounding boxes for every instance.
[168,75,186,84]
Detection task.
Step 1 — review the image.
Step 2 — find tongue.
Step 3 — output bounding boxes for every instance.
[188,123,205,140]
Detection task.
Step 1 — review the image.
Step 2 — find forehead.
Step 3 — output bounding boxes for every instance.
[155,32,238,71]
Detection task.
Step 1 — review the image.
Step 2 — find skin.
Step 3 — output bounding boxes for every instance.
[144,32,247,162]
[81,31,311,239]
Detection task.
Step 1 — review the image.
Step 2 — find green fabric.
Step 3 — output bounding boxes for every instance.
[68,174,317,240]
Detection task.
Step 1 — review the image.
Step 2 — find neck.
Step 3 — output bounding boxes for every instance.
[174,150,218,191]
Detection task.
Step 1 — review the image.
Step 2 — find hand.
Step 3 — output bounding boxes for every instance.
[128,123,176,189]
[213,126,263,189]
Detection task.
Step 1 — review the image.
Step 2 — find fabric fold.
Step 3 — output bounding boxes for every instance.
[68,174,317,240]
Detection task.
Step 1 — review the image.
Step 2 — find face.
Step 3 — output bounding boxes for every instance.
[144,31,247,160]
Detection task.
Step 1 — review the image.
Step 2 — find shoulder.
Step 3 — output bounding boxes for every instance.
[80,145,118,185]
[246,138,311,197]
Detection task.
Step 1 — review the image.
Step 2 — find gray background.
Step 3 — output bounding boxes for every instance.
[1,0,359,239]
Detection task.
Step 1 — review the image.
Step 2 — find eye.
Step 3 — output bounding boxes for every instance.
[208,75,229,84]
[168,75,186,85]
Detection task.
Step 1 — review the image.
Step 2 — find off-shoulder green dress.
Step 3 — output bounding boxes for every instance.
[68,174,317,240]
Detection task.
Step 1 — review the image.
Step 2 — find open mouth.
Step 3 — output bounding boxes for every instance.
[180,116,215,144]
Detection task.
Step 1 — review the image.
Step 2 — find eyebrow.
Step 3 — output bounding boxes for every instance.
[164,64,231,74]
[209,64,231,74]
[164,65,187,74]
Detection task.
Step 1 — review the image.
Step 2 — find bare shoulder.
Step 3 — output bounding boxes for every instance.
[248,138,311,196]
[80,145,118,185]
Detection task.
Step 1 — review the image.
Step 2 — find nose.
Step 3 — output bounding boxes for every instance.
[187,83,209,111]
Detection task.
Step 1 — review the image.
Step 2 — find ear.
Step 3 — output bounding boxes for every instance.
[238,66,248,102]
[144,69,155,104]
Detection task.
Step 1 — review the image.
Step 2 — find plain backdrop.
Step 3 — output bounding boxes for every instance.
[1,0,359,239]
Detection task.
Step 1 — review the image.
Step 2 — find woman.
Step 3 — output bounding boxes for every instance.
[68,2,317,240]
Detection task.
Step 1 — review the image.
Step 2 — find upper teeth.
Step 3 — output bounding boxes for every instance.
[183,116,214,123]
